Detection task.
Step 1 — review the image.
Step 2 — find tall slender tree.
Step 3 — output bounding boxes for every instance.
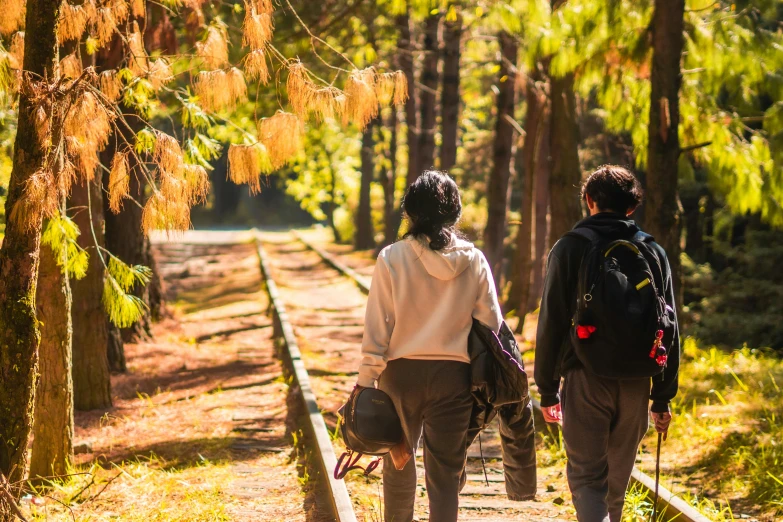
[0,0,60,495]
[548,0,583,246]
[483,32,518,287]
[417,12,440,174]
[356,119,376,249]
[399,9,418,187]
[645,0,685,302]
[72,178,112,409]
[381,107,399,247]
[30,238,73,480]
[439,7,462,172]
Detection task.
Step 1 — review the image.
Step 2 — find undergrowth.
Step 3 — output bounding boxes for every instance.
[644,337,783,520]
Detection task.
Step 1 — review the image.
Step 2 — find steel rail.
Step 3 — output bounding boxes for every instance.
[295,232,712,522]
[255,238,358,522]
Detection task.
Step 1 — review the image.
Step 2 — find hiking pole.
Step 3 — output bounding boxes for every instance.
[651,431,662,522]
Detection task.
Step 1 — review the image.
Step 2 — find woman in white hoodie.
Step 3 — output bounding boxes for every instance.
[356,171,503,522]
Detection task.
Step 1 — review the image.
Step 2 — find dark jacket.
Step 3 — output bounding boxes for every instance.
[534,213,680,414]
[465,320,537,500]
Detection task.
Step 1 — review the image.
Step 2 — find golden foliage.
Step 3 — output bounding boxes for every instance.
[375,70,408,107]
[242,2,273,50]
[250,0,272,15]
[193,68,247,112]
[183,163,210,204]
[257,111,303,169]
[0,0,26,36]
[58,1,91,43]
[108,151,130,213]
[153,131,184,177]
[196,25,229,69]
[286,61,341,122]
[34,103,51,148]
[95,7,117,45]
[127,23,148,75]
[243,49,269,84]
[8,31,24,70]
[148,58,173,90]
[64,91,114,179]
[142,192,190,234]
[130,0,144,18]
[344,68,379,130]
[59,53,82,79]
[98,69,122,101]
[227,143,269,194]
[11,170,59,229]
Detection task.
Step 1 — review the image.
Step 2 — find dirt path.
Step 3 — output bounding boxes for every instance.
[260,231,575,521]
[35,232,309,521]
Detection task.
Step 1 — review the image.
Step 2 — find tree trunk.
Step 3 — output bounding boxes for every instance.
[71,179,112,408]
[548,0,583,247]
[530,109,551,310]
[392,10,417,239]
[483,32,518,288]
[0,0,60,496]
[507,74,548,330]
[382,108,399,247]
[439,12,462,172]
[355,120,376,250]
[645,0,685,306]
[30,240,73,480]
[417,13,440,175]
[326,168,342,243]
[399,11,418,188]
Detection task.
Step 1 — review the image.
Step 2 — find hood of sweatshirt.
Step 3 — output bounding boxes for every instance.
[573,212,642,240]
[408,234,476,281]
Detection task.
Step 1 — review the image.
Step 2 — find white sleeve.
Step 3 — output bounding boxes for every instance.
[357,255,395,387]
[472,251,503,333]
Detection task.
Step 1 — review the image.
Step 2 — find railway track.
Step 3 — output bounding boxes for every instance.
[255,230,712,522]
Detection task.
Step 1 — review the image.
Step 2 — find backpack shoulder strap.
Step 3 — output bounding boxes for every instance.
[632,231,666,297]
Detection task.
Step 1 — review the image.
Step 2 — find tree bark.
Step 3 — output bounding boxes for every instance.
[483,32,518,288]
[645,0,685,306]
[530,110,551,310]
[507,74,549,330]
[548,1,583,247]
[393,10,417,239]
[417,13,440,175]
[439,12,462,172]
[382,108,399,247]
[356,121,376,250]
[71,179,112,408]
[30,240,73,480]
[0,0,60,496]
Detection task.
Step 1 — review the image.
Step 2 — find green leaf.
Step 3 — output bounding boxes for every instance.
[41,214,89,280]
[135,128,156,155]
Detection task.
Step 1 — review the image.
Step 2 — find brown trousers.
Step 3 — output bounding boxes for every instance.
[378,358,473,522]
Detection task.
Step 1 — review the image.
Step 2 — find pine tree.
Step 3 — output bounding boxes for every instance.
[440,4,462,172]
[483,32,518,286]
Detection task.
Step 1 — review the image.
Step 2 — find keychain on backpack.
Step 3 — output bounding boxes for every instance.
[648,330,668,367]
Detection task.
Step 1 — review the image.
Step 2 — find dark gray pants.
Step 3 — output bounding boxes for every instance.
[562,367,651,522]
[378,359,473,522]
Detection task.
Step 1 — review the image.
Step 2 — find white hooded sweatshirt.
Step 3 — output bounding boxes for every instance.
[357,234,503,387]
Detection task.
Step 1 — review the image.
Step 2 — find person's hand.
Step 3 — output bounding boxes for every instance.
[542,403,562,424]
[651,410,672,441]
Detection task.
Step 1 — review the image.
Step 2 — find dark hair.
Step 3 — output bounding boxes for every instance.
[401,170,462,251]
[580,165,643,214]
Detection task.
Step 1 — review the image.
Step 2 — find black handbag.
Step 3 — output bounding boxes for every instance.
[334,386,403,479]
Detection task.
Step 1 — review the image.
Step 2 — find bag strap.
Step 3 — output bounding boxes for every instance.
[334,450,381,480]
[632,231,667,299]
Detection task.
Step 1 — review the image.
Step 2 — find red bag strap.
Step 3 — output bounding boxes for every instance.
[334,450,381,479]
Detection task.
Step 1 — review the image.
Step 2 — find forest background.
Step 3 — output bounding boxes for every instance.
[0,0,782,520]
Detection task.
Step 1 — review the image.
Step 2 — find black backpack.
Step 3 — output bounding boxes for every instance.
[568,228,676,379]
[334,386,402,479]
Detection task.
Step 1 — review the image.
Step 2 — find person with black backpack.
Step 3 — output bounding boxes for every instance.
[535,165,680,522]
